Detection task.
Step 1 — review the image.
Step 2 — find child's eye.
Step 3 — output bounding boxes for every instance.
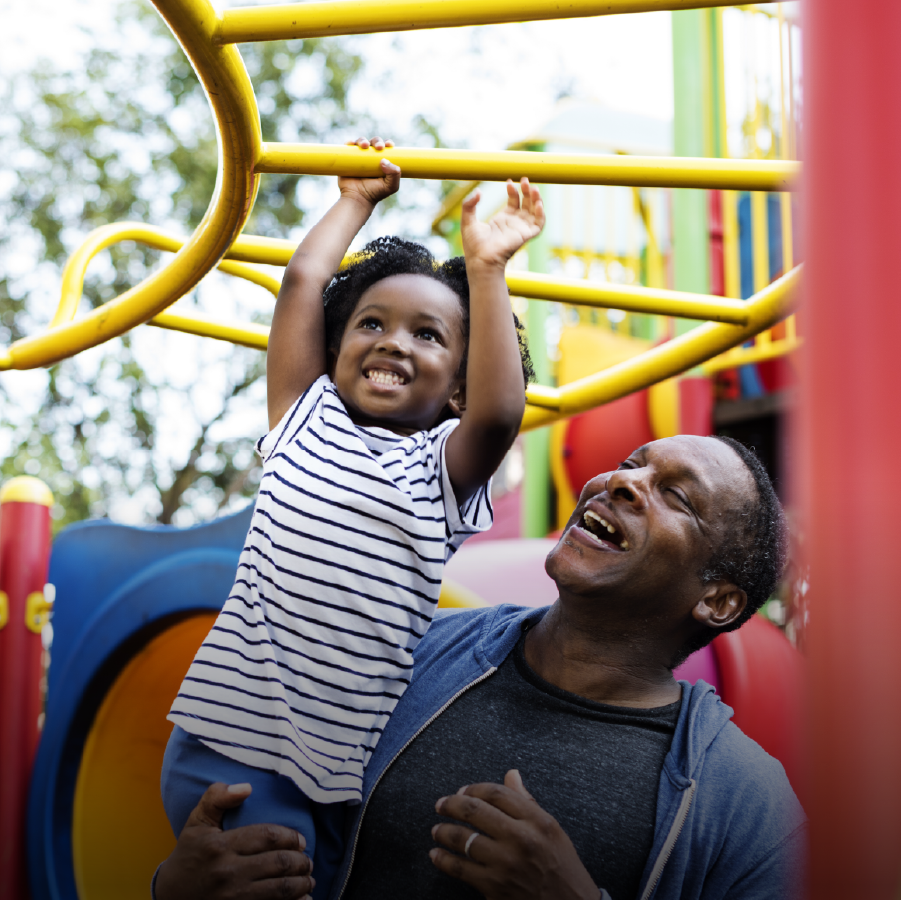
[416,329,441,343]
[359,317,381,331]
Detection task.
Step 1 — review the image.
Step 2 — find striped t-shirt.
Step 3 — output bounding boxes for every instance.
[168,375,493,803]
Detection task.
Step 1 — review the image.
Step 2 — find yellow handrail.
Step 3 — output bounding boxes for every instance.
[520,265,800,429]
[217,0,776,43]
[49,221,754,334]
[505,273,751,324]
[257,143,798,192]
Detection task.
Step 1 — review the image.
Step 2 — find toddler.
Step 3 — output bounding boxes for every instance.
[161,137,544,896]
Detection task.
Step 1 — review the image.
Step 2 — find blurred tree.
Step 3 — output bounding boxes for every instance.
[0,1,442,529]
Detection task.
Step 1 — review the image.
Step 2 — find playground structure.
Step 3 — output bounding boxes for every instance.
[2,2,805,898]
[1,0,898,898]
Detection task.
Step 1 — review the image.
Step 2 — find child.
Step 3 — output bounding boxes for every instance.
[161,137,544,896]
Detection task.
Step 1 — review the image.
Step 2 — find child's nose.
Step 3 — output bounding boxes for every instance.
[376,330,409,355]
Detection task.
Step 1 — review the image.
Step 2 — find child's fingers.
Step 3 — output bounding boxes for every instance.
[505,178,521,212]
[347,136,371,150]
[379,158,402,194]
[461,191,481,226]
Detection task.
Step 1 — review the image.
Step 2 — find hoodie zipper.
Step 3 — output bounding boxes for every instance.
[638,779,697,900]
[335,666,499,899]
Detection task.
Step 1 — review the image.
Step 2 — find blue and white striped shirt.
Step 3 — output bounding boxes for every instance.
[168,376,493,803]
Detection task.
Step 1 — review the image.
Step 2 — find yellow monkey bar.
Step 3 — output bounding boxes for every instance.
[257,143,797,191]
[216,0,776,43]
[0,0,800,433]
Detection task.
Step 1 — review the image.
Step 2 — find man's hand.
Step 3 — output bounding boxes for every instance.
[154,783,315,900]
[461,177,545,271]
[339,136,400,206]
[429,769,601,900]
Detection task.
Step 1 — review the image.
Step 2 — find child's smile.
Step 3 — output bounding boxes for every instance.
[331,273,466,435]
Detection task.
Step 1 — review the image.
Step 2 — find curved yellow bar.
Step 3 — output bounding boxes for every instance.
[218,0,774,43]
[520,265,801,430]
[0,0,261,372]
[53,223,282,328]
[149,309,270,350]
[506,272,751,324]
[701,337,802,374]
[258,143,798,192]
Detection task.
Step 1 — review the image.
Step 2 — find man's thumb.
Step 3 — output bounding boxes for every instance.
[187,782,252,830]
[504,769,534,799]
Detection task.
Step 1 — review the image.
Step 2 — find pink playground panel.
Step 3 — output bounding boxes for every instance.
[445,539,720,688]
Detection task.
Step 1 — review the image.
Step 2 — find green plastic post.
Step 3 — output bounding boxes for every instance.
[672,9,712,335]
[522,193,552,539]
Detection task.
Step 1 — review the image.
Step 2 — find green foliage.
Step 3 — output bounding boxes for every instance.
[0,1,440,530]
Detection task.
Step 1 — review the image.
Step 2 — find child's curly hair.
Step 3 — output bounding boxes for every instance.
[323,236,535,386]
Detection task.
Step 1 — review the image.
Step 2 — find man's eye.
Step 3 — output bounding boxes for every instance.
[668,488,692,509]
[618,460,636,470]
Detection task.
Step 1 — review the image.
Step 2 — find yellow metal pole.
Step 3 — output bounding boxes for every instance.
[714,7,741,300]
[256,143,799,191]
[148,310,270,349]
[217,0,779,43]
[520,264,800,429]
[777,4,794,273]
[505,272,751,323]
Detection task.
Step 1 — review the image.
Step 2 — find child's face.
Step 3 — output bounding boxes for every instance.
[331,273,466,434]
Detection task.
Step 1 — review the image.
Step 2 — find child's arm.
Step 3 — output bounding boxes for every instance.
[445,177,545,504]
[267,138,401,430]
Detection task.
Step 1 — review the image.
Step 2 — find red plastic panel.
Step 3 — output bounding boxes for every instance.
[562,391,654,495]
[712,616,804,799]
[677,377,714,436]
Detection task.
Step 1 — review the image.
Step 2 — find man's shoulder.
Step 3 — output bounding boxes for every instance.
[687,696,806,867]
[653,688,806,900]
[714,723,804,818]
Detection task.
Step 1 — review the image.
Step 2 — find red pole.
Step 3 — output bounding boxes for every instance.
[802,2,901,897]
[0,477,53,900]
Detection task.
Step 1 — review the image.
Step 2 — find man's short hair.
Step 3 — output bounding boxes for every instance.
[677,435,788,665]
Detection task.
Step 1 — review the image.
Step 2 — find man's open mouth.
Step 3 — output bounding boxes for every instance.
[365,368,407,386]
[580,509,630,551]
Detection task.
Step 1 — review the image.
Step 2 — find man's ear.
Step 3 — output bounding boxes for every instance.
[446,381,466,418]
[691,582,748,632]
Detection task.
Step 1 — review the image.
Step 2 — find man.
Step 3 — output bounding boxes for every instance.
[155,435,805,900]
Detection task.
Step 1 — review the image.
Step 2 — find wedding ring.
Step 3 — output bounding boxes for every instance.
[464,832,478,859]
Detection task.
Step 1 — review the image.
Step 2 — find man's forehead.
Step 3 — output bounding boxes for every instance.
[636,436,753,496]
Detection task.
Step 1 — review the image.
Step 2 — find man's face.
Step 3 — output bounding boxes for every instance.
[545,435,754,614]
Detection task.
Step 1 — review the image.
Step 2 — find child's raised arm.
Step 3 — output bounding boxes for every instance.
[267,138,400,429]
[445,177,545,504]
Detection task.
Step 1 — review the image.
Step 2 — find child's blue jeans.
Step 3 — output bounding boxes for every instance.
[161,725,347,900]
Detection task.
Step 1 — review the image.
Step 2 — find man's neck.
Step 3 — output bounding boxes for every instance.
[523,603,682,709]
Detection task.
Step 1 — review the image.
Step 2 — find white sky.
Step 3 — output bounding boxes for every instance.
[0,0,675,151]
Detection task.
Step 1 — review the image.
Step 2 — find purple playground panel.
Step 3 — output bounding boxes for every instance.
[444,539,720,688]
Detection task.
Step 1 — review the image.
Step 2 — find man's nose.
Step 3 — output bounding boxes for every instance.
[604,468,647,508]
